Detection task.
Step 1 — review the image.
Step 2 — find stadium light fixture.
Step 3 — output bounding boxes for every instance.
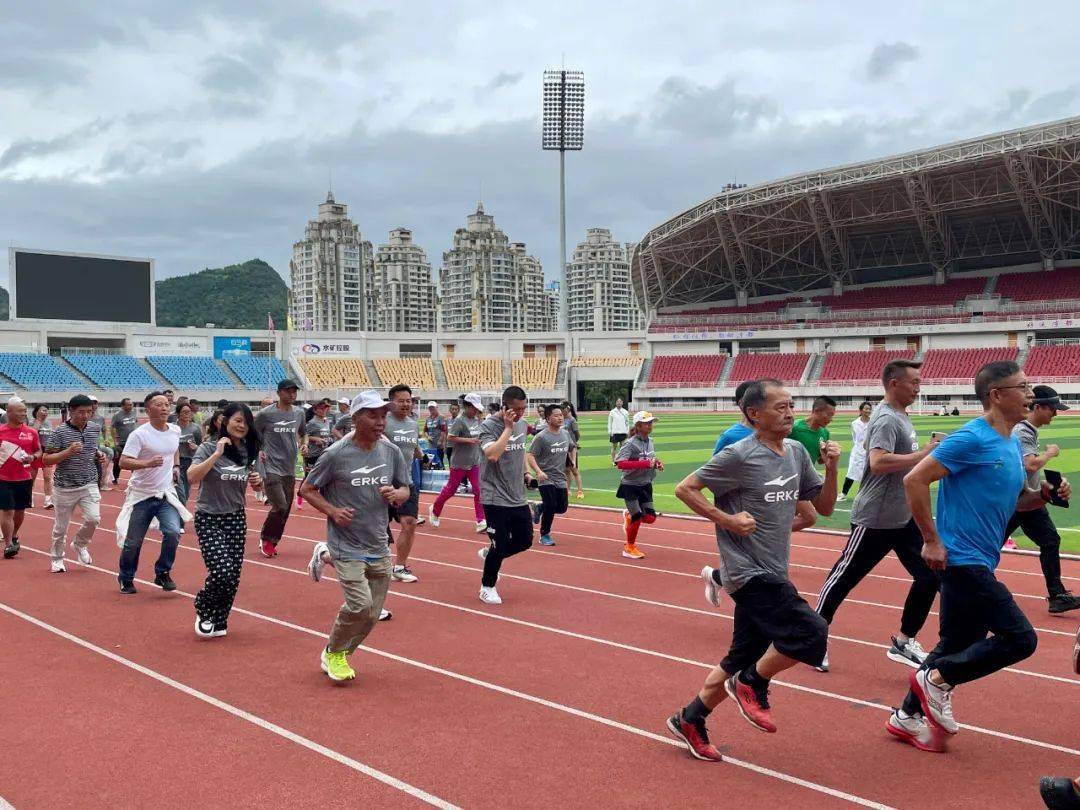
[542,69,584,333]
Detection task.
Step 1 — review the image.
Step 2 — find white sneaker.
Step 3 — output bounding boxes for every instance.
[378,608,393,621]
[815,650,830,673]
[415,516,426,526]
[308,541,328,582]
[701,566,722,607]
[392,565,418,583]
[912,669,957,733]
[72,542,92,566]
[44,495,54,509]
[888,636,928,668]
[479,586,502,605]
[475,520,488,533]
[477,546,489,561]
[428,507,440,528]
[836,493,847,502]
[50,559,66,573]
[886,709,944,752]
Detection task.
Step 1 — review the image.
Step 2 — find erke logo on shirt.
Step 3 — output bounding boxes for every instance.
[507,439,527,452]
[219,464,249,481]
[272,419,296,433]
[763,473,799,502]
[350,464,390,486]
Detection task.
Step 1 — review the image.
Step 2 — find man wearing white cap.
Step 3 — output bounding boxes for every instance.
[429,393,487,533]
[300,390,410,683]
[423,401,448,469]
[613,410,665,559]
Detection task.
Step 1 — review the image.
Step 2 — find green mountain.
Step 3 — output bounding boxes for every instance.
[155,259,288,329]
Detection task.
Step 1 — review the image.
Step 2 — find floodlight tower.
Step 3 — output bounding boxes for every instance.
[542,69,584,332]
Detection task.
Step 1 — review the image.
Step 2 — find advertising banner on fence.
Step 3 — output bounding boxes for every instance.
[213,336,251,358]
[291,339,363,356]
[132,334,209,357]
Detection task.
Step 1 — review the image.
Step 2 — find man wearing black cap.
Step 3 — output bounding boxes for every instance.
[1004,385,1080,614]
[254,379,307,558]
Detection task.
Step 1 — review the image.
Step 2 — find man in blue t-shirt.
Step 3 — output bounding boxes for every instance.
[711,379,756,455]
[887,360,1069,754]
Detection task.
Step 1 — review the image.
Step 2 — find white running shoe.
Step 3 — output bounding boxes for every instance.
[428,507,440,528]
[50,559,66,573]
[479,586,502,605]
[887,636,928,668]
[308,541,328,582]
[475,520,488,534]
[415,516,426,526]
[44,495,54,509]
[836,493,847,502]
[885,709,944,753]
[815,650,830,673]
[392,565,418,583]
[911,669,956,733]
[477,546,489,561]
[378,608,393,621]
[701,566,722,607]
[72,542,92,566]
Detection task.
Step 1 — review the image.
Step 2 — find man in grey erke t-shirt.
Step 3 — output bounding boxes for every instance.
[527,404,575,544]
[383,384,424,583]
[253,379,307,556]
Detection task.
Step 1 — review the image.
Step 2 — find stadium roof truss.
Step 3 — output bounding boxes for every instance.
[633,116,1080,311]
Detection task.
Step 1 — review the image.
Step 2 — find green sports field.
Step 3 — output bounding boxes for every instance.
[569,412,1080,554]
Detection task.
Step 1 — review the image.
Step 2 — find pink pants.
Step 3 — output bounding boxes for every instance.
[432,466,485,522]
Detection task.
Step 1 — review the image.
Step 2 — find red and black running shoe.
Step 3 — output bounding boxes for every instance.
[666,712,722,762]
[724,673,777,733]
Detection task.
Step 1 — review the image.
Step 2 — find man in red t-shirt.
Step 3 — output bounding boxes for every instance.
[1,397,42,559]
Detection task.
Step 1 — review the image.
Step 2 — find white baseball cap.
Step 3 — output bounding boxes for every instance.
[89,395,99,402]
[633,410,657,424]
[337,397,350,406]
[427,400,439,409]
[463,392,484,409]
[349,390,389,415]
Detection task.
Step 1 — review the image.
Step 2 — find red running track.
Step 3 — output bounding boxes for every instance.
[1,481,1078,809]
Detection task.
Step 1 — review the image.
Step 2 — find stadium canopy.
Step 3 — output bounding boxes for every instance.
[632,115,1080,313]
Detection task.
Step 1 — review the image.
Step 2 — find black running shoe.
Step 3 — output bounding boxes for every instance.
[531,502,543,525]
[154,573,177,591]
[1039,776,1080,809]
[1048,592,1080,614]
[118,577,137,595]
[3,538,19,559]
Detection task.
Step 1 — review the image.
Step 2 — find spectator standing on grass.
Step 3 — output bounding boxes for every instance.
[838,400,873,502]
[44,394,104,573]
[607,397,630,462]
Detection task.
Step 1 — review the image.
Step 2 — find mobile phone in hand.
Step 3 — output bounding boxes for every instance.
[1044,469,1069,508]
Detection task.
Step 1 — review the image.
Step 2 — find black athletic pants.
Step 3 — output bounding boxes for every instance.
[538,484,568,535]
[481,503,533,588]
[816,519,940,638]
[1003,507,1065,597]
[902,565,1036,715]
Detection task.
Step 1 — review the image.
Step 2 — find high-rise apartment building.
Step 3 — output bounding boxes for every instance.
[374,227,437,333]
[566,228,643,331]
[439,203,550,332]
[290,192,374,331]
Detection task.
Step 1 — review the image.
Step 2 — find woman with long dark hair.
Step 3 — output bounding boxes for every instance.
[186,402,263,638]
[174,402,202,504]
[204,409,225,441]
[30,404,55,509]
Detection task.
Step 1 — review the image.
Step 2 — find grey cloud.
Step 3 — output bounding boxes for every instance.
[201,54,269,96]
[866,41,919,81]
[487,72,523,91]
[0,119,114,171]
[651,77,778,138]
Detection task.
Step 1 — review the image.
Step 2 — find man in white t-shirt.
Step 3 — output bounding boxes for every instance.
[608,398,631,462]
[116,391,184,595]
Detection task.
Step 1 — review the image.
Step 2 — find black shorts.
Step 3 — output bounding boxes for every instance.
[0,479,33,511]
[616,482,653,503]
[721,575,828,673]
[389,484,420,521]
[610,433,627,444]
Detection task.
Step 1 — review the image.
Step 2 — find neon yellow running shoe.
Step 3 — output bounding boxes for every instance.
[320,647,355,681]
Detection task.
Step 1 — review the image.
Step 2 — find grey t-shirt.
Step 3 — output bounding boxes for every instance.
[564,415,580,444]
[384,412,420,467]
[695,437,823,594]
[448,415,481,470]
[849,402,920,529]
[334,412,352,434]
[615,435,658,486]
[178,422,203,459]
[529,428,575,489]
[111,410,138,445]
[305,436,409,561]
[254,404,306,476]
[478,415,528,507]
[1013,420,1041,490]
[193,441,252,514]
[305,416,333,460]
[90,413,106,446]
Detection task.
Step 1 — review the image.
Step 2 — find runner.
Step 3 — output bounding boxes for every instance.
[109,397,138,488]
[666,378,839,761]
[89,396,114,491]
[30,404,55,509]
[476,385,532,605]
[607,397,630,462]
[253,378,307,558]
[838,400,872,501]
[299,390,409,682]
[889,360,1049,753]
[298,398,333,509]
[789,396,836,466]
[384,384,424,583]
[44,394,104,573]
[561,402,585,499]
[429,392,487,533]
[614,410,665,560]
[188,402,264,638]
[424,401,448,469]
[445,400,461,469]
[1002,385,1080,613]
[527,403,575,547]
[712,381,756,454]
[815,360,941,672]
[174,401,203,504]
[116,391,188,595]
[0,398,41,560]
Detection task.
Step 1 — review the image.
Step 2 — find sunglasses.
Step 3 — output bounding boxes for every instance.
[990,383,1033,393]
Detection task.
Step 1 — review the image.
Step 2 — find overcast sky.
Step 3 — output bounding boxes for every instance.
[3,1,1080,289]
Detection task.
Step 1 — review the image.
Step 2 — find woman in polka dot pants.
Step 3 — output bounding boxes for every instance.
[186,403,263,638]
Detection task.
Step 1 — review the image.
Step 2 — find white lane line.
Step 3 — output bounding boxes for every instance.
[0,796,14,809]
[0,601,458,810]
[4,548,895,809]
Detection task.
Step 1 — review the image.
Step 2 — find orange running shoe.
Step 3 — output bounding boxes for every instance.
[622,543,645,559]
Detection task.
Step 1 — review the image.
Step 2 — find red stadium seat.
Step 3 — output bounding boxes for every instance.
[920,347,1018,380]
[818,350,916,383]
[647,354,727,386]
[995,269,1080,303]
[728,352,810,384]
[1024,345,1080,381]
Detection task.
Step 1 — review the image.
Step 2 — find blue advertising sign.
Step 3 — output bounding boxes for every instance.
[213,336,251,359]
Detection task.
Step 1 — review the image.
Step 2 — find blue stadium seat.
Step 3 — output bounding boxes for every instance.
[146,355,233,389]
[64,354,158,389]
[224,357,290,389]
[0,353,83,390]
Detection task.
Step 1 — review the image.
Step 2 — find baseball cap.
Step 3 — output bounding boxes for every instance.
[277,378,299,391]
[633,410,657,424]
[427,400,439,409]
[1032,385,1070,411]
[89,395,99,402]
[463,392,484,409]
[337,396,350,405]
[349,390,389,415]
